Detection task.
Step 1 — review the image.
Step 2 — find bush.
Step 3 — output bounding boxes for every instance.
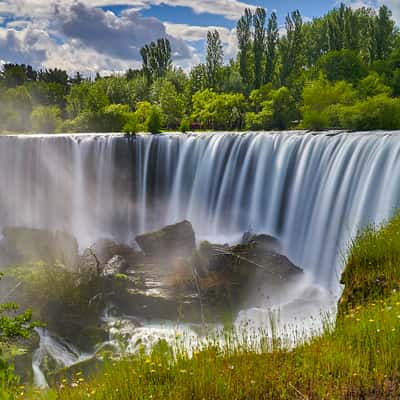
[319,50,368,83]
[338,94,400,130]
[123,114,139,134]
[146,105,163,134]
[31,106,62,133]
[179,118,190,133]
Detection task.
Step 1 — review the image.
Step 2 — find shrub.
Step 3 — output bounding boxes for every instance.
[179,118,190,133]
[338,94,400,130]
[31,106,62,133]
[146,105,163,134]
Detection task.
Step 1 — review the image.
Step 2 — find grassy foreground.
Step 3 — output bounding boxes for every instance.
[16,214,400,399]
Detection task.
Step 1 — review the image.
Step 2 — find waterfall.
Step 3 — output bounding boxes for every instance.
[1,131,400,291]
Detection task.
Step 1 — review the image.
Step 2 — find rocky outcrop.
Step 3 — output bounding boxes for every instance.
[135,220,196,259]
[0,227,79,268]
[79,238,143,275]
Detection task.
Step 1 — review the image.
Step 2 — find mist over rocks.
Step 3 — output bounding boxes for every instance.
[135,220,196,259]
[0,226,79,269]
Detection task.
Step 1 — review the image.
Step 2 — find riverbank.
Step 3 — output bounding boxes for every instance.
[14,213,400,399]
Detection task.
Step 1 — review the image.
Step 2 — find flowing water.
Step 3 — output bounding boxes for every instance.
[2,131,400,382]
[1,131,399,290]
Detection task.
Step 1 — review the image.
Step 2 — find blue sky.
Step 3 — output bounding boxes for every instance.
[0,0,396,74]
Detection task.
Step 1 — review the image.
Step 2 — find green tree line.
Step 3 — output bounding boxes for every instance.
[1,3,400,133]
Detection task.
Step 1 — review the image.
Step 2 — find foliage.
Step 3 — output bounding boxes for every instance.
[31,106,62,133]
[1,3,400,133]
[338,94,400,131]
[301,77,357,129]
[319,49,368,82]
[191,90,246,130]
[179,118,190,133]
[206,31,223,90]
[141,39,172,84]
[146,105,163,134]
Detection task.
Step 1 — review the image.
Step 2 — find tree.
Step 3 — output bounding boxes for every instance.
[146,105,163,133]
[280,10,303,85]
[319,50,368,82]
[265,12,279,84]
[246,87,296,130]
[374,6,395,61]
[191,89,246,130]
[189,64,208,94]
[1,64,37,87]
[301,77,357,129]
[236,8,253,90]
[134,101,153,131]
[158,80,184,129]
[206,30,224,90]
[253,8,266,89]
[141,38,172,84]
[357,72,392,99]
[338,94,400,130]
[31,106,62,133]
[0,86,33,132]
[66,82,109,119]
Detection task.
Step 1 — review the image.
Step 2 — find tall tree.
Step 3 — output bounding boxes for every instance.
[375,5,395,61]
[206,30,224,90]
[280,10,303,85]
[236,9,253,90]
[265,12,279,84]
[253,8,266,89]
[141,38,172,84]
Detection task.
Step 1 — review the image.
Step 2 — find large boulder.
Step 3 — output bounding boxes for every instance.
[135,221,196,259]
[79,239,143,275]
[0,227,79,269]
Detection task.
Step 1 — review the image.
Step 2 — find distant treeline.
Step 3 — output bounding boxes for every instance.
[2,2,400,133]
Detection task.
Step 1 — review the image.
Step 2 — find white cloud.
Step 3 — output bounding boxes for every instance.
[0,0,258,74]
[0,0,256,21]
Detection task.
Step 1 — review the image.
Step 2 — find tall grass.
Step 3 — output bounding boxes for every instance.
[18,214,400,399]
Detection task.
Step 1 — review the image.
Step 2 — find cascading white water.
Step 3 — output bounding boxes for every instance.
[1,131,400,292]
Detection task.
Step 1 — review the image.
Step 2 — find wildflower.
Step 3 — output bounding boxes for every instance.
[79,378,85,383]
[369,319,375,322]
[251,380,256,384]
[228,365,235,370]
[150,370,156,373]
[180,369,187,374]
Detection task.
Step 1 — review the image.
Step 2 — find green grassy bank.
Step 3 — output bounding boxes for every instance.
[14,213,400,400]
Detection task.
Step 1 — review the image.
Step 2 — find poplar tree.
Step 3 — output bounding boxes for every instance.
[253,8,266,89]
[265,12,279,84]
[206,30,224,90]
[236,9,253,90]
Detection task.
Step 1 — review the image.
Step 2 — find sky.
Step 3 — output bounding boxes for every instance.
[0,0,398,76]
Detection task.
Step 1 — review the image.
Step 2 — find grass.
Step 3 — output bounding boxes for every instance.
[13,213,400,399]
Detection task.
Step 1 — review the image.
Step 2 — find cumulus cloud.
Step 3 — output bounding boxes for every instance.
[0,0,256,21]
[59,3,191,60]
[0,0,199,74]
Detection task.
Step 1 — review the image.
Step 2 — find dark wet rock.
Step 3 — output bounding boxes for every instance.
[79,239,143,275]
[135,220,196,259]
[13,330,41,384]
[242,232,282,254]
[192,235,303,309]
[101,255,129,278]
[0,227,79,269]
